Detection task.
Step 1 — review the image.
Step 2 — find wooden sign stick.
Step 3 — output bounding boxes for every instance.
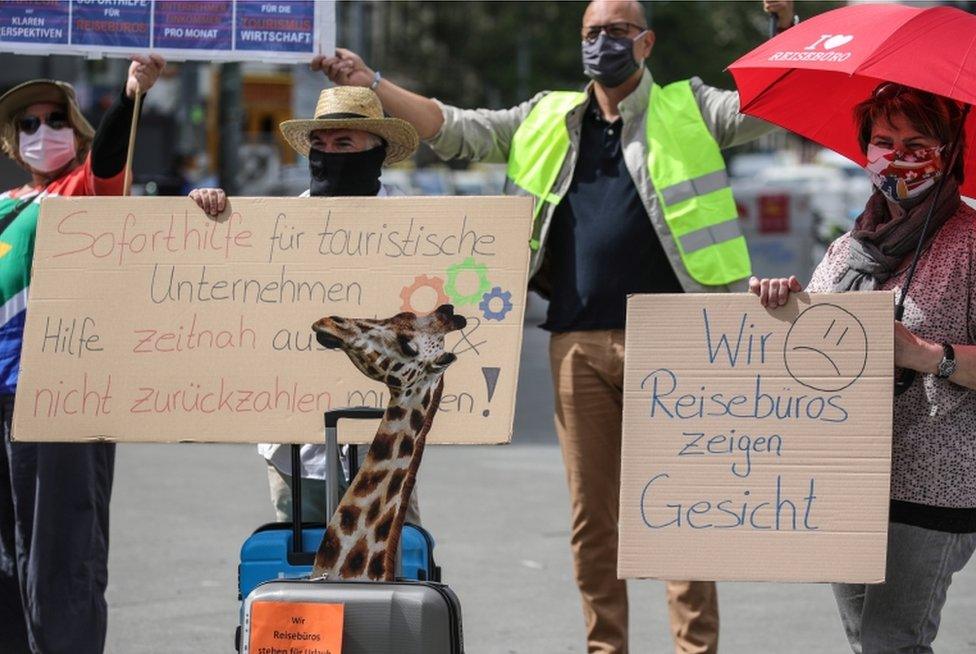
[122,87,142,197]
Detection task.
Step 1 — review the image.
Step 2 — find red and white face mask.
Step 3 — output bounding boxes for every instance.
[865,143,945,203]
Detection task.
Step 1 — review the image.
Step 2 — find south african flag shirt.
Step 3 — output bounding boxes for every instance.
[0,154,124,395]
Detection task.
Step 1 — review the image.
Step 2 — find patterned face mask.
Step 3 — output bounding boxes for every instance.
[865,143,946,203]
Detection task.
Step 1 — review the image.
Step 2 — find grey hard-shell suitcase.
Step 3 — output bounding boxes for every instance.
[240,578,464,653]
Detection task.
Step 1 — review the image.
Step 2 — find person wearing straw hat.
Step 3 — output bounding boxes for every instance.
[190,85,421,524]
[191,85,417,213]
[0,55,164,654]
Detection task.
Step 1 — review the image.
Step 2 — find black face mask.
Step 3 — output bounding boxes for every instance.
[308,144,387,197]
[582,33,641,88]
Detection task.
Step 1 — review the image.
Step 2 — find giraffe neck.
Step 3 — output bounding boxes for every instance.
[312,376,444,581]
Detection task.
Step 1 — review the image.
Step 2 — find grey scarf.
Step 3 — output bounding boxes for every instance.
[834,178,961,292]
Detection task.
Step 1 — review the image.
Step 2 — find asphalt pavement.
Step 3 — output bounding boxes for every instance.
[105,298,976,653]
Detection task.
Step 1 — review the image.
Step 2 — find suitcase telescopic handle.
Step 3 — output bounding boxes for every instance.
[324,407,385,428]
[324,407,385,519]
[290,443,303,556]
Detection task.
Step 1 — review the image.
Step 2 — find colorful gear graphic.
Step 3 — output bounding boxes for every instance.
[399,275,449,314]
[479,287,514,321]
[444,257,491,307]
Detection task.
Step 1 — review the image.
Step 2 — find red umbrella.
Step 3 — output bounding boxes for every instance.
[730,4,976,394]
[728,3,976,198]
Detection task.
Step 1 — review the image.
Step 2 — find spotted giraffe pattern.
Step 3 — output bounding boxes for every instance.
[309,304,465,580]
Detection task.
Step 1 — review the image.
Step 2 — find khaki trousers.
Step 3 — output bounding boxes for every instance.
[549,330,719,654]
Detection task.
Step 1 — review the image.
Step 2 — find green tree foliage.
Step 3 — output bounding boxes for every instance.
[354,1,842,109]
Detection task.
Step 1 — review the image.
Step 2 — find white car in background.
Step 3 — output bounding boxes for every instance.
[730,149,874,280]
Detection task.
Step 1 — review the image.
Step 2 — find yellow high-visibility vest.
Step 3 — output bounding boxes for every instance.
[506,80,750,286]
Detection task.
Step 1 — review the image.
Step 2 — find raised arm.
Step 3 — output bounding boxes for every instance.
[695,0,796,149]
[693,79,779,150]
[315,49,540,164]
[314,50,443,139]
[90,54,165,193]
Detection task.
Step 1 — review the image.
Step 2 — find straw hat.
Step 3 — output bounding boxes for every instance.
[280,86,419,165]
[0,79,94,158]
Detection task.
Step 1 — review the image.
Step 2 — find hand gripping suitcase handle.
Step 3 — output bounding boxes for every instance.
[324,407,385,519]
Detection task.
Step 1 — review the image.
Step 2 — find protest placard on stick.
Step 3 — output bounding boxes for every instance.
[0,0,335,62]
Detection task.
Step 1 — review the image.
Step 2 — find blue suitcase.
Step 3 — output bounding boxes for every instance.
[235,409,441,650]
[238,520,439,598]
[237,407,440,602]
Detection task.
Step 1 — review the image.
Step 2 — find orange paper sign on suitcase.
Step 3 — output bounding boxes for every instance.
[248,601,344,654]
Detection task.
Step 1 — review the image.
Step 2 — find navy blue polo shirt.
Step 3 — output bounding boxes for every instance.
[541,98,683,333]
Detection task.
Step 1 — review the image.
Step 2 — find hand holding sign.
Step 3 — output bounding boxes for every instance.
[313,48,375,88]
[126,54,166,99]
[748,274,802,307]
[188,187,227,217]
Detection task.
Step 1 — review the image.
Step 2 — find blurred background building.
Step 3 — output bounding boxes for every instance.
[0,0,972,282]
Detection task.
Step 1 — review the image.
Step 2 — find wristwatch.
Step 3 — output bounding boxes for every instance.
[370,70,382,91]
[937,343,957,379]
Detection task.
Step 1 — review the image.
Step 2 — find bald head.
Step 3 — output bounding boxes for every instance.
[580,0,655,90]
[583,0,648,30]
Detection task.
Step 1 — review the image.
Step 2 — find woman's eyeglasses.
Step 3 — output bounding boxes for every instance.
[17,110,69,135]
[582,22,646,43]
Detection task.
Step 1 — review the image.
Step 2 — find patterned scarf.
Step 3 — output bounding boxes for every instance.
[834,178,960,292]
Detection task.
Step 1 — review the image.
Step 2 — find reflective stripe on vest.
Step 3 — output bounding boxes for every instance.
[645,80,750,285]
[506,81,750,285]
[506,91,587,250]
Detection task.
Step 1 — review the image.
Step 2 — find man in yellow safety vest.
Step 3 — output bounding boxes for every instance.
[318,1,795,652]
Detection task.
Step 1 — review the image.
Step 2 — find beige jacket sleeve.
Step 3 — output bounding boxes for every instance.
[425,79,775,161]
[690,76,778,149]
[424,91,549,164]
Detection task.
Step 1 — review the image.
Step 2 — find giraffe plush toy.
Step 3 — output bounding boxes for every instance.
[309,304,466,581]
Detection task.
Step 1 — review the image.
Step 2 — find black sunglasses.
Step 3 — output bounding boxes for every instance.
[17,110,69,135]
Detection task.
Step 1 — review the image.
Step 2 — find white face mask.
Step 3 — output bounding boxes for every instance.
[18,123,76,174]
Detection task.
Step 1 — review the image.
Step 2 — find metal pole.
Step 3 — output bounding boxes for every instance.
[178,61,200,154]
[217,62,242,195]
[347,1,365,55]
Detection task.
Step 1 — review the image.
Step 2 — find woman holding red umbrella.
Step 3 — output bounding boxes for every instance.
[730,5,976,649]
[752,83,976,652]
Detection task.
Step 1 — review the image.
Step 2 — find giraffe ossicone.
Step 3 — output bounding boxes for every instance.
[309,304,466,581]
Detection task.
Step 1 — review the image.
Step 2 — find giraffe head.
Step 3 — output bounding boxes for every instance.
[312,304,466,391]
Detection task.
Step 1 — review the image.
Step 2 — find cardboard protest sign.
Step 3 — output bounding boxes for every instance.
[619,293,893,583]
[0,0,335,62]
[13,196,532,445]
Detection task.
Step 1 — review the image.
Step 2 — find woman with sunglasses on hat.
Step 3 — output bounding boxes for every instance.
[0,54,164,654]
[751,84,976,652]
